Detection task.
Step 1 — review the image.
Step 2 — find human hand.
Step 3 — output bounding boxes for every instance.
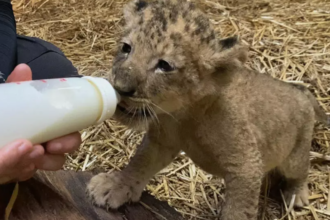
[0,64,82,184]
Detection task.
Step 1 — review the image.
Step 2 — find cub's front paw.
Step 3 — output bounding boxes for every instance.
[284,182,309,208]
[86,171,143,209]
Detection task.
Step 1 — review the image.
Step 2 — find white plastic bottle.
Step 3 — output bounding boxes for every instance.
[0,76,120,148]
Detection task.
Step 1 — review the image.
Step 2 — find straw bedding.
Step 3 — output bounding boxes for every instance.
[12,0,330,219]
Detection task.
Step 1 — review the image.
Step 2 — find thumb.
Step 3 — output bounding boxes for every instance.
[6,64,32,83]
[0,140,33,173]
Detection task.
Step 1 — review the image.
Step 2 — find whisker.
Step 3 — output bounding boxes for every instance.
[126,106,136,115]
[146,103,163,136]
[128,107,138,125]
[138,107,143,129]
[149,102,179,122]
[142,104,148,128]
[146,103,160,125]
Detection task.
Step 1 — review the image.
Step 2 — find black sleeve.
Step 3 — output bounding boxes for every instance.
[0,0,16,82]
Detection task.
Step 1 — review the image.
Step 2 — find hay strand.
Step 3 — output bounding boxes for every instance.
[12,0,330,219]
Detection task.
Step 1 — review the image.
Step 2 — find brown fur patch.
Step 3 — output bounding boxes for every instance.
[87,1,329,219]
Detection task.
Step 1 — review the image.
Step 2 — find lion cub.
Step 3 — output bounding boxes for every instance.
[87,0,329,219]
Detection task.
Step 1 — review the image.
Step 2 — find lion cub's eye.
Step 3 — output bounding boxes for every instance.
[157,59,174,72]
[122,43,132,54]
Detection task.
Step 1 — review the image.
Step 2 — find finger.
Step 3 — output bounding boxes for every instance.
[35,154,66,171]
[6,64,32,83]
[1,163,35,183]
[45,132,81,154]
[0,176,12,185]
[28,145,45,160]
[0,140,33,173]
[19,144,45,167]
[17,164,36,182]
[18,172,36,182]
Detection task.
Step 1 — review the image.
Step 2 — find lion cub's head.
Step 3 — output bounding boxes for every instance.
[109,0,247,130]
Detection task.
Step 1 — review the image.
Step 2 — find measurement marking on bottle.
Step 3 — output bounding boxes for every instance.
[16,82,21,85]
[41,80,47,83]
[60,78,67,82]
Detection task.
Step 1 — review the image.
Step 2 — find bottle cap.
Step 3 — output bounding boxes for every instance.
[83,76,121,124]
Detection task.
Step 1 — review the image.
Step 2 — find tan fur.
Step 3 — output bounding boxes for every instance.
[87,1,329,219]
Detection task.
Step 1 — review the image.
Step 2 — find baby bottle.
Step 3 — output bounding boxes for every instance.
[0,76,120,147]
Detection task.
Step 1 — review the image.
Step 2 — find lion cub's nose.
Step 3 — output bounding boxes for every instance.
[113,68,137,97]
[114,85,136,97]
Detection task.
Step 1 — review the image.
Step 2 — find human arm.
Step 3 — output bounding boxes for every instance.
[0,0,17,82]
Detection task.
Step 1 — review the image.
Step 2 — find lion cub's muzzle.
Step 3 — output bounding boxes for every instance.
[117,99,152,118]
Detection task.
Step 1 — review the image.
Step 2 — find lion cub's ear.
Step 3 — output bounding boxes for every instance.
[200,36,249,72]
[123,0,149,28]
[219,36,248,64]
